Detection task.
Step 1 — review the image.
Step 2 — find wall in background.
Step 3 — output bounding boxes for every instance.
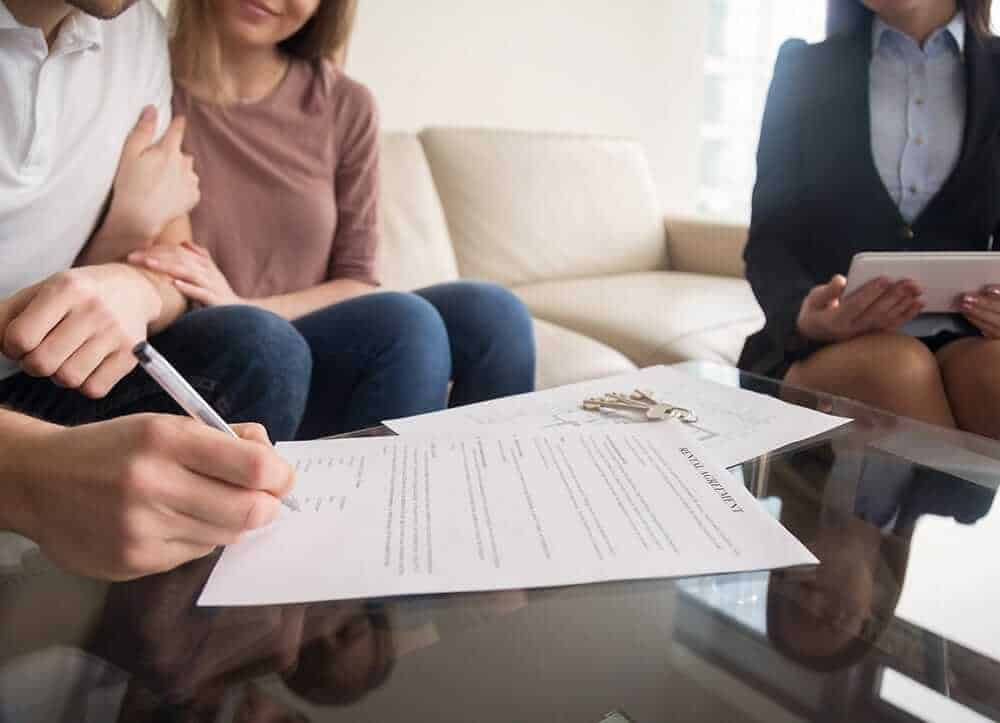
[346,1,708,215]
[150,0,708,215]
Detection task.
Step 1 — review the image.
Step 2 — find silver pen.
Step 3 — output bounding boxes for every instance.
[133,341,300,512]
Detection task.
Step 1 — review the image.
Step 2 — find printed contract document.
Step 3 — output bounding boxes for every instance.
[200,425,817,607]
[383,365,851,469]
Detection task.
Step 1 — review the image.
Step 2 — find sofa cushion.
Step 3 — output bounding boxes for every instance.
[532,319,636,390]
[377,132,460,291]
[516,272,765,367]
[419,128,667,287]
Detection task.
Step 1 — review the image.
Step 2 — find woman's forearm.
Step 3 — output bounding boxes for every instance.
[248,279,377,320]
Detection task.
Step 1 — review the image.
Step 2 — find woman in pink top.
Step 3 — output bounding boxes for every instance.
[128,0,535,438]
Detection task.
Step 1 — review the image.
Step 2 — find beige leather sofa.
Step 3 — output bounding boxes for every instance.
[377,128,764,390]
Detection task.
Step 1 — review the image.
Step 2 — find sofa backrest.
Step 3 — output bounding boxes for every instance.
[377,132,460,291]
[419,127,668,287]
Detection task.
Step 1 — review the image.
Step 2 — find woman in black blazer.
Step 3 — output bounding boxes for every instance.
[740,0,1000,438]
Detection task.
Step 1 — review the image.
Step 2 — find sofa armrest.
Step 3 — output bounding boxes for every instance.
[665,216,748,279]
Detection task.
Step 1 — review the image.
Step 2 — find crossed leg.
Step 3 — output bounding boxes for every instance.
[785,333,957,428]
[937,338,1000,439]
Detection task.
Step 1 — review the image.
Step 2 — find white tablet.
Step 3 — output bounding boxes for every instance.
[844,252,1000,313]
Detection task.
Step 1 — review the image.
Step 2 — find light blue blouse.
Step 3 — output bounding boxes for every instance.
[870,12,966,224]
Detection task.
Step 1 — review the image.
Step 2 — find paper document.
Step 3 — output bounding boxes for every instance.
[199,424,817,607]
[384,366,851,468]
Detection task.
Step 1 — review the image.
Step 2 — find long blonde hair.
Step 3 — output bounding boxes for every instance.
[170,0,358,94]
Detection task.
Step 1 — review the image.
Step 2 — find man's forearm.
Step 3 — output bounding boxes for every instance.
[141,218,195,332]
[78,199,155,268]
[135,267,188,334]
[81,217,194,333]
[0,407,59,537]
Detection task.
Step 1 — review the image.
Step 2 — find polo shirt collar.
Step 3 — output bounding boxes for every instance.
[0,1,20,30]
[62,9,104,51]
[0,1,103,50]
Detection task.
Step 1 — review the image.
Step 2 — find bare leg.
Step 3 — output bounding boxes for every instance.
[937,337,1000,439]
[786,333,956,427]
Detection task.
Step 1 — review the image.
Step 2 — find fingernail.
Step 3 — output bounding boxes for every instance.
[140,105,155,122]
[989,288,1000,298]
[963,295,977,306]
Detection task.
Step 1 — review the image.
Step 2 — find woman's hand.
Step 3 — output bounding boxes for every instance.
[105,107,200,243]
[797,275,924,343]
[129,242,243,307]
[959,285,1000,339]
[80,108,200,266]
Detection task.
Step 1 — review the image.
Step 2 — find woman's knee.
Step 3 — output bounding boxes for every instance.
[420,282,535,354]
[476,283,534,336]
[424,281,531,325]
[201,306,310,367]
[186,306,312,433]
[866,334,940,386]
[366,292,449,344]
[360,292,451,373]
[799,333,940,391]
[941,340,1000,396]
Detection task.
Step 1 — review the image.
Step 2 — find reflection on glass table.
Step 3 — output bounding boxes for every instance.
[0,361,998,723]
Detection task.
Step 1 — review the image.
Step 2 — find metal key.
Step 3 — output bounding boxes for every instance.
[582,389,697,424]
[630,390,698,423]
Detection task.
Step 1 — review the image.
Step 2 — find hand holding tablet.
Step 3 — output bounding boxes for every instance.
[958,284,1000,339]
[845,252,1000,313]
[797,274,924,343]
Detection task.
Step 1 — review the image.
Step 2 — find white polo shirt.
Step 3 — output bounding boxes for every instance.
[0,0,172,381]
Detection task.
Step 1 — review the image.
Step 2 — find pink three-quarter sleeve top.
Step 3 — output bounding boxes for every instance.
[172,59,380,300]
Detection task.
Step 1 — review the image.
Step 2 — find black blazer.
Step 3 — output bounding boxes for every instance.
[738,18,1000,377]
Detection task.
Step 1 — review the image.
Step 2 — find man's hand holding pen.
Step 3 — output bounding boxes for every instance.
[0,415,293,581]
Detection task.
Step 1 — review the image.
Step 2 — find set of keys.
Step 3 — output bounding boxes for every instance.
[582,390,698,424]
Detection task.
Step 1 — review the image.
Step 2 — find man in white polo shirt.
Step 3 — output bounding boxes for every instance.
[0,0,313,580]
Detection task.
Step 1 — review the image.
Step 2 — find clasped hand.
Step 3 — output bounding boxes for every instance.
[129,241,243,308]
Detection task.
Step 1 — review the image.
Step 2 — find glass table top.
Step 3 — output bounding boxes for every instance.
[1,361,997,723]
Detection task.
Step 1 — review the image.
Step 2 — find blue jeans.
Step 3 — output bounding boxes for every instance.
[0,282,535,440]
[0,306,312,442]
[292,281,536,439]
